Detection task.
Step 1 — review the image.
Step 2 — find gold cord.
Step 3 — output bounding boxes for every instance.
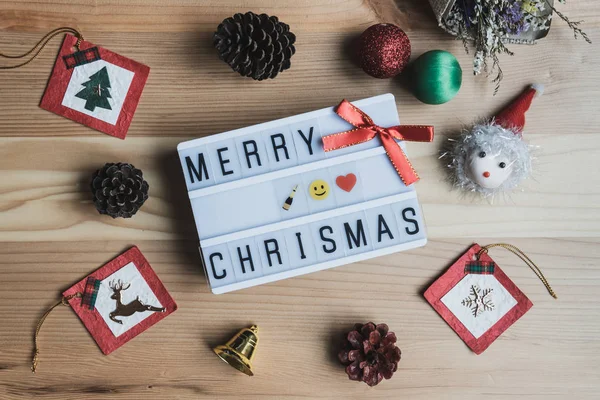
[477,243,557,299]
[32,292,82,373]
[0,27,83,70]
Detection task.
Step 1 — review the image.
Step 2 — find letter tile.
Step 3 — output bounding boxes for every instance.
[207,139,243,184]
[311,218,346,262]
[191,182,281,239]
[290,119,327,163]
[178,145,215,191]
[202,244,237,288]
[328,161,364,207]
[391,198,427,243]
[235,132,271,177]
[264,126,298,171]
[284,225,318,269]
[358,153,413,201]
[255,231,290,275]
[302,169,337,214]
[275,175,309,221]
[335,212,372,256]
[228,238,264,281]
[364,205,401,250]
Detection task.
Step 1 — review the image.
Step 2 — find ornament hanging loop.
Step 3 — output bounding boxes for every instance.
[74,36,83,51]
[0,27,84,70]
[477,243,557,299]
[32,292,82,373]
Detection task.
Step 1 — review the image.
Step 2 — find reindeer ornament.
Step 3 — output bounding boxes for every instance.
[109,279,165,324]
[443,84,543,198]
[31,247,177,371]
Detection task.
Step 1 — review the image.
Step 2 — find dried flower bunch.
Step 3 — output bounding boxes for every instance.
[443,0,590,92]
[338,322,401,387]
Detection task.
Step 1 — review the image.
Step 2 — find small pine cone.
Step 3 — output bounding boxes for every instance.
[213,11,296,80]
[91,163,149,218]
[338,322,401,387]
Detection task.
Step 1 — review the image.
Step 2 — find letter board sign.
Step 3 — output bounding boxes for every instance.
[177,94,427,294]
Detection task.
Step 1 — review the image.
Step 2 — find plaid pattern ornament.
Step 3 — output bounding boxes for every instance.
[81,276,101,310]
[31,246,177,372]
[40,34,150,139]
[62,47,101,69]
[424,244,534,354]
[464,260,496,275]
[63,246,177,355]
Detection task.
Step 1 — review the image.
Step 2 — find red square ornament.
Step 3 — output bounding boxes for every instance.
[40,34,149,139]
[63,246,176,355]
[424,244,533,354]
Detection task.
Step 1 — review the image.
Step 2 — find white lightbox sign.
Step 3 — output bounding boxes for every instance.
[178,94,427,294]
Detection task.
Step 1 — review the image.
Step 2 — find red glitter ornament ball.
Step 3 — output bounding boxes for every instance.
[355,24,411,79]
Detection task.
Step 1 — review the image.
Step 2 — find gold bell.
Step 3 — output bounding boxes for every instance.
[213,325,259,376]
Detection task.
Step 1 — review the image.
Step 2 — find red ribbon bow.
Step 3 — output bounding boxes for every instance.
[323,100,434,186]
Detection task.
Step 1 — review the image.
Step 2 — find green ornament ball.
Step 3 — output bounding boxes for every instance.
[409,50,462,105]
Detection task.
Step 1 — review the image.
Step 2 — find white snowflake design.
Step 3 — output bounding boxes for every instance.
[461,285,495,317]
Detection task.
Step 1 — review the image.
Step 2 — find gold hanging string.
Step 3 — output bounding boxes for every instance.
[0,27,83,70]
[32,292,82,373]
[477,243,557,299]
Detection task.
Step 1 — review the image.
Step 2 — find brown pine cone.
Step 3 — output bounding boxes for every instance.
[338,322,401,387]
[213,11,296,80]
[91,163,149,218]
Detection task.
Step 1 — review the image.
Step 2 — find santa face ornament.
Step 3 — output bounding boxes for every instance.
[444,84,542,197]
[467,149,513,189]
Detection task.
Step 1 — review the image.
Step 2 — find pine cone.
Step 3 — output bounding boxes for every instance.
[213,11,296,80]
[338,322,401,387]
[91,163,149,218]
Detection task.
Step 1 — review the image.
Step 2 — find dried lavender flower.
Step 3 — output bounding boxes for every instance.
[443,0,590,93]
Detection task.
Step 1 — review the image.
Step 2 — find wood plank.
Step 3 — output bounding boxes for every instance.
[0,0,598,33]
[0,239,598,399]
[0,5,598,138]
[0,132,597,241]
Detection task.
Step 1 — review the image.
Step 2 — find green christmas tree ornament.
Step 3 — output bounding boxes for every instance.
[409,50,462,105]
[75,66,113,111]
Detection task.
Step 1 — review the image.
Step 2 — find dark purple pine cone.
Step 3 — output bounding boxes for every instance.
[91,163,149,218]
[338,322,401,387]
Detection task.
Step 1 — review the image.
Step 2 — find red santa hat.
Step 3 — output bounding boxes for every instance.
[494,84,544,135]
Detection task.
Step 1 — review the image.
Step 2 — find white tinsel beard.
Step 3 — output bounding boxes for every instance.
[442,122,532,198]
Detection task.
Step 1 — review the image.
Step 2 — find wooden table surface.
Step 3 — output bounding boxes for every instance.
[1,1,599,399]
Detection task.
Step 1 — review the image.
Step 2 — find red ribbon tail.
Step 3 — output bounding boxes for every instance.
[322,127,377,152]
[387,125,434,143]
[335,100,374,127]
[327,99,433,185]
[380,133,420,186]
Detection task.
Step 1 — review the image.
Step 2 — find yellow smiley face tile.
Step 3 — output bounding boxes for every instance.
[309,179,330,200]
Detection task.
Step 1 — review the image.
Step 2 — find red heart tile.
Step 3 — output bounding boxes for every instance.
[336,173,357,192]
